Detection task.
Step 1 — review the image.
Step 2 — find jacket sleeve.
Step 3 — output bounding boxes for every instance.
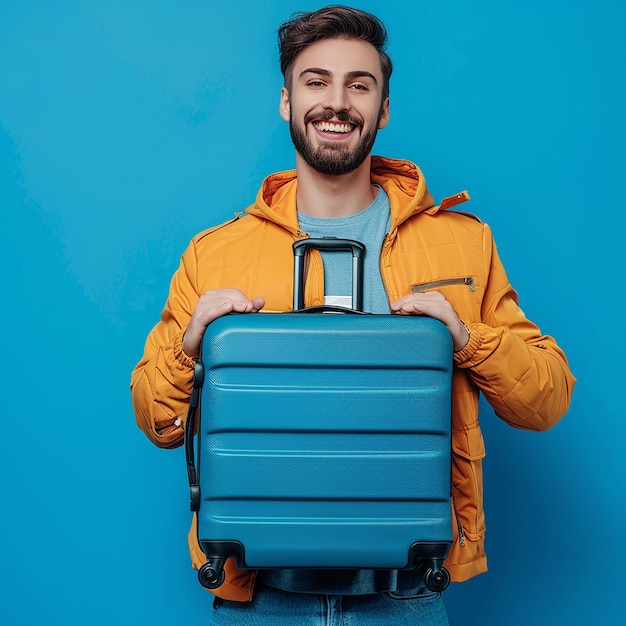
[453,224,576,431]
[130,242,201,449]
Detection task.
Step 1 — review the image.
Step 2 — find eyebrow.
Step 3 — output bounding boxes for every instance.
[299,68,379,84]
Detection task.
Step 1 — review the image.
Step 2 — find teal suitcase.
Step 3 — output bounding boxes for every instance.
[185,239,454,592]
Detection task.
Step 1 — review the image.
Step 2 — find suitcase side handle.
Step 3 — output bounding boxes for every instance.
[293,238,365,312]
[184,359,204,512]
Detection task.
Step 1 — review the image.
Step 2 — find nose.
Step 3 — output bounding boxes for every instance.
[323,83,350,114]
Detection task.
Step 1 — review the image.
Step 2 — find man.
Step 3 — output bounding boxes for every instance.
[131,6,575,624]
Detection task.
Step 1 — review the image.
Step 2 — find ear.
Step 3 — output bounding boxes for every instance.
[279,87,291,122]
[377,97,390,129]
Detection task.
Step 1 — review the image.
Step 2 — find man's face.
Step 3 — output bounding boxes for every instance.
[280,37,390,176]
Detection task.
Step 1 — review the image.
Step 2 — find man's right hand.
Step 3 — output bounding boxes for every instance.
[182,289,265,359]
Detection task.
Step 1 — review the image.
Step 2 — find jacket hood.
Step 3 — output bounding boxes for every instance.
[370,156,436,229]
[245,156,468,235]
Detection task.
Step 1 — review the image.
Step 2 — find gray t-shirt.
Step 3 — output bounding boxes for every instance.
[296,185,391,314]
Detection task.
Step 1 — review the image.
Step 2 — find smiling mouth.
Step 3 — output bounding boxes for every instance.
[312,121,355,134]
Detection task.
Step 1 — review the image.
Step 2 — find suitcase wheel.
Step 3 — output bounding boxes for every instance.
[198,560,226,589]
[424,566,450,592]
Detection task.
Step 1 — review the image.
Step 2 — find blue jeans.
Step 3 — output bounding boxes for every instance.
[210,585,449,625]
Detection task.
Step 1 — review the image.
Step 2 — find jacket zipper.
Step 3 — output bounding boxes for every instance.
[379,234,393,309]
[411,276,475,293]
[452,496,466,547]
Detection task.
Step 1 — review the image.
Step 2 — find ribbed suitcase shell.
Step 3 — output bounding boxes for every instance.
[196,312,453,571]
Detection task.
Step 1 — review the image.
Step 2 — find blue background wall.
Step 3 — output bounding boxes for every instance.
[1,1,623,624]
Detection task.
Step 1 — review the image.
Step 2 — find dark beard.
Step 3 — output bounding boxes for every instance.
[289,113,378,176]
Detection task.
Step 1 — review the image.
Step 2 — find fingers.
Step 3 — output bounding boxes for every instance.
[390,291,470,352]
[250,296,266,312]
[390,291,448,316]
[198,290,265,319]
[183,290,265,358]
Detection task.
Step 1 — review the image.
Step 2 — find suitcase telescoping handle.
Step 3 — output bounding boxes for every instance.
[293,238,366,313]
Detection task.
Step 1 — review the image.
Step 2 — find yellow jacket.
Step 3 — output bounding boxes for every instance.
[131,156,575,601]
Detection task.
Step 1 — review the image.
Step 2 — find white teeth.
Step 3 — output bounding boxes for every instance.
[314,121,353,133]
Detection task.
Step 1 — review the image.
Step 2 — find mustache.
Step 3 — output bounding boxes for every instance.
[304,109,362,127]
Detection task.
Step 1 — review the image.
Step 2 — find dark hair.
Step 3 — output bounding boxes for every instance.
[278,5,393,99]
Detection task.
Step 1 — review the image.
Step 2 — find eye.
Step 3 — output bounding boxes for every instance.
[349,82,370,91]
[306,79,327,88]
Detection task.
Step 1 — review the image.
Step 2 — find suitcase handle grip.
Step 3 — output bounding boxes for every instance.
[292,304,368,315]
[293,238,365,312]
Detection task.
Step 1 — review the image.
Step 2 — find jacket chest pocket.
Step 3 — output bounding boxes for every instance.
[411,276,481,320]
[411,276,476,293]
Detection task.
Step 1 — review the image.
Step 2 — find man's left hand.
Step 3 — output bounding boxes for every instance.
[390,291,470,352]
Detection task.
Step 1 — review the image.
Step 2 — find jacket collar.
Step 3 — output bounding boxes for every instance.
[245,156,468,234]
